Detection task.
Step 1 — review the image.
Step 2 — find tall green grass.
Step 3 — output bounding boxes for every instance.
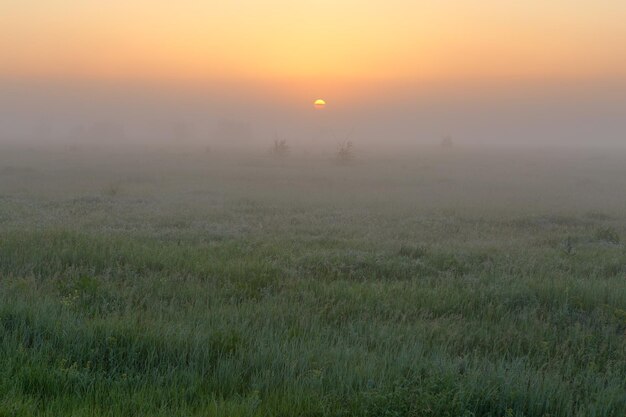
[0,148,625,416]
[1,227,624,416]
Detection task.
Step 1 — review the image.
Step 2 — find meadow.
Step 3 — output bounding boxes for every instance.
[0,144,625,416]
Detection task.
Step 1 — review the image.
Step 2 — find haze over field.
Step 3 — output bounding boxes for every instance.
[1,1,626,149]
[1,2,626,416]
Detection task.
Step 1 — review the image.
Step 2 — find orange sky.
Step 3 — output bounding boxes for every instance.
[2,1,626,90]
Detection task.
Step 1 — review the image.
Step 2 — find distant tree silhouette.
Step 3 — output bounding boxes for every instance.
[441,135,454,148]
[336,140,355,164]
[270,135,289,158]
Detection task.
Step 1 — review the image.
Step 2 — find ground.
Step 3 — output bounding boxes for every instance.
[0,145,625,416]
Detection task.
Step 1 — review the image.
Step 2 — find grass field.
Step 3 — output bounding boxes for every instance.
[0,145,625,416]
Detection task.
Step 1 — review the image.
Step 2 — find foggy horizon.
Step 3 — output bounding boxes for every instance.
[2,76,625,150]
[3,1,626,151]
[2,2,626,415]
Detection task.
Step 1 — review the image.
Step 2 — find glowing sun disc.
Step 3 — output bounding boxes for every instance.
[314,99,326,109]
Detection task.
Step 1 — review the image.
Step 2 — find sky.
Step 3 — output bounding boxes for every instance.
[3,1,626,83]
[1,1,626,147]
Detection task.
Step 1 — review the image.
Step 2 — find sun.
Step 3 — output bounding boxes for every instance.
[314,99,326,109]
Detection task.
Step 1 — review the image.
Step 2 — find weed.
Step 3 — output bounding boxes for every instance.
[593,226,620,244]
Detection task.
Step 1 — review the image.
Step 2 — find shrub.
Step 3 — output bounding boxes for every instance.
[336,140,355,164]
[270,136,289,158]
[441,135,454,148]
[103,182,121,197]
[593,227,620,244]
[398,245,428,260]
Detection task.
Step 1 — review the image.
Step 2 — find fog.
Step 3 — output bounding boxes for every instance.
[1,78,625,153]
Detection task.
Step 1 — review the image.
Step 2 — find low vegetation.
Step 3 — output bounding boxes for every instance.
[335,140,355,164]
[270,137,290,159]
[0,146,625,416]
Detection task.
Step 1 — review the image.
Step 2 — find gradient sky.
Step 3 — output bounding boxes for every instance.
[2,1,626,148]
[2,1,626,86]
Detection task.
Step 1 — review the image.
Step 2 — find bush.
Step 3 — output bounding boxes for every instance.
[441,135,454,148]
[336,140,355,164]
[594,227,620,244]
[270,137,289,158]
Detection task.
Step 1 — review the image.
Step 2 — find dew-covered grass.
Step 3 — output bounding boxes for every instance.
[1,145,625,416]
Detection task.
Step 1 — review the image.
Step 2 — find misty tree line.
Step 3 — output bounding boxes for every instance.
[10,118,454,161]
[269,136,355,164]
[270,134,453,163]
